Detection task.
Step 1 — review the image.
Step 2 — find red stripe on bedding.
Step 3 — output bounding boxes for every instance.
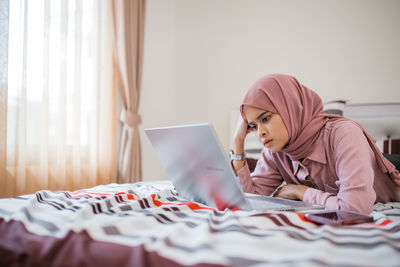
[297,213,317,225]
[151,194,213,210]
[375,219,393,226]
[72,191,137,200]
[297,213,394,227]
[114,193,136,200]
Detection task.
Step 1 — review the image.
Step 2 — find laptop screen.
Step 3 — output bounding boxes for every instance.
[145,123,251,210]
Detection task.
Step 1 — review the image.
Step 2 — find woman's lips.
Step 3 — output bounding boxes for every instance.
[263,139,273,147]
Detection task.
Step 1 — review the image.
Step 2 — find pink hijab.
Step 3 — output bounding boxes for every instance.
[240,73,400,186]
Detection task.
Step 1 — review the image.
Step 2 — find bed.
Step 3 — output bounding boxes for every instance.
[1,180,399,266]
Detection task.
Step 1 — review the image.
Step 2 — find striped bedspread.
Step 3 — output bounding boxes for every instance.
[0,181,399,267]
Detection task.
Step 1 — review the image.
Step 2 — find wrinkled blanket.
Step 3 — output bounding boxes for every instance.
[0,181,399,267]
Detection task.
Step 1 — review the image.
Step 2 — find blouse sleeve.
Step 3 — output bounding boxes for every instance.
[237,150,284,196]
[303,121,377,214]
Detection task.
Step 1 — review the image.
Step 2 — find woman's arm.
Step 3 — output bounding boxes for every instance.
[232,116,283,195]
[231,117,248,175]
[236,151,284,196]
[303,122,377,213]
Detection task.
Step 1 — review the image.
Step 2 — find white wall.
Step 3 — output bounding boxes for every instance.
[140,0,400,181]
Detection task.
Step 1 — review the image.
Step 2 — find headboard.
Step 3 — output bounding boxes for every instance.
[327,101,400,153]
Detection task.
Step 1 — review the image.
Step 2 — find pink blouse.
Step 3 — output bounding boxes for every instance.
[237,120,400,214]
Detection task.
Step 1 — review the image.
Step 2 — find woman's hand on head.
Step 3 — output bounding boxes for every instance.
[231,116,250,174]
[273,184,309,201]
[233,116,250,151]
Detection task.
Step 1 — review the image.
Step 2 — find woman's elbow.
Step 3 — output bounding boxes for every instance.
[327,197,374,214]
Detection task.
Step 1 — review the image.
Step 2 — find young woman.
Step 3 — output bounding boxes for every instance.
[232,74,400,214]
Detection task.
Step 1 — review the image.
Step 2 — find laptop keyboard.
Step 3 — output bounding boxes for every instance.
[247,197,292,210]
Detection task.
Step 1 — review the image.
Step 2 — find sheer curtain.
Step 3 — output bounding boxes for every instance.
[1,0,117,198]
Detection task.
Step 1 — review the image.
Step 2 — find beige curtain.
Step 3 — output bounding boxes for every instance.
[0,0,117,198]
[111,0,146,183]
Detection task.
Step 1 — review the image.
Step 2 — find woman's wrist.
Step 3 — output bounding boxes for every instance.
[232,140,245,155]
[296,185,309,200]
[231,136,246,175]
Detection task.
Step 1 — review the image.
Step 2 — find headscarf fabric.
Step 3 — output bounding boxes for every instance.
[240,73,400,186]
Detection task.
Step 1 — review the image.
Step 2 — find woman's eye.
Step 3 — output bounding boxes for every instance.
[262,116,271,122]
[248,125,257,131]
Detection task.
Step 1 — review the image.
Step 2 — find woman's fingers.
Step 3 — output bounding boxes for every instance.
[233,116,249,142]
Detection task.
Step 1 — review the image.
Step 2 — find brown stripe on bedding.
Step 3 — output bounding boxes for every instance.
[249,213,285,226]
[114,195,123,203]
[35,192,80,212]
[162,207,188,218]
[63,191,73,199]
[143,198,151,208]
[35,193,61,211]
[137,209,198,228]
[152,213,173,224]
[153,216,166,224]
[104,198,113,210]
[120,204,133,211]
[103,225,121,235]
[90,203,98,214]
[14,195,32,200]
[21,207,60,234]
[33,192,85,214]
[55,195,74,206]
[275,214,306,230]
[96,203,103,213]
[211,209,230,217]
[138,200,146,209]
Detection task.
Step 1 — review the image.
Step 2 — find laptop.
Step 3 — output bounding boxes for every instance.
[145,123,324,212]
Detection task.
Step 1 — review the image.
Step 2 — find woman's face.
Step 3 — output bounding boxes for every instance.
[243,106,290,153]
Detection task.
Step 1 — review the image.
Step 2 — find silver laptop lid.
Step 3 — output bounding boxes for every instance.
[145,123,251,210]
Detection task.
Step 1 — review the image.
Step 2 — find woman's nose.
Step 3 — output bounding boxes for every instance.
[257,126,267,138]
